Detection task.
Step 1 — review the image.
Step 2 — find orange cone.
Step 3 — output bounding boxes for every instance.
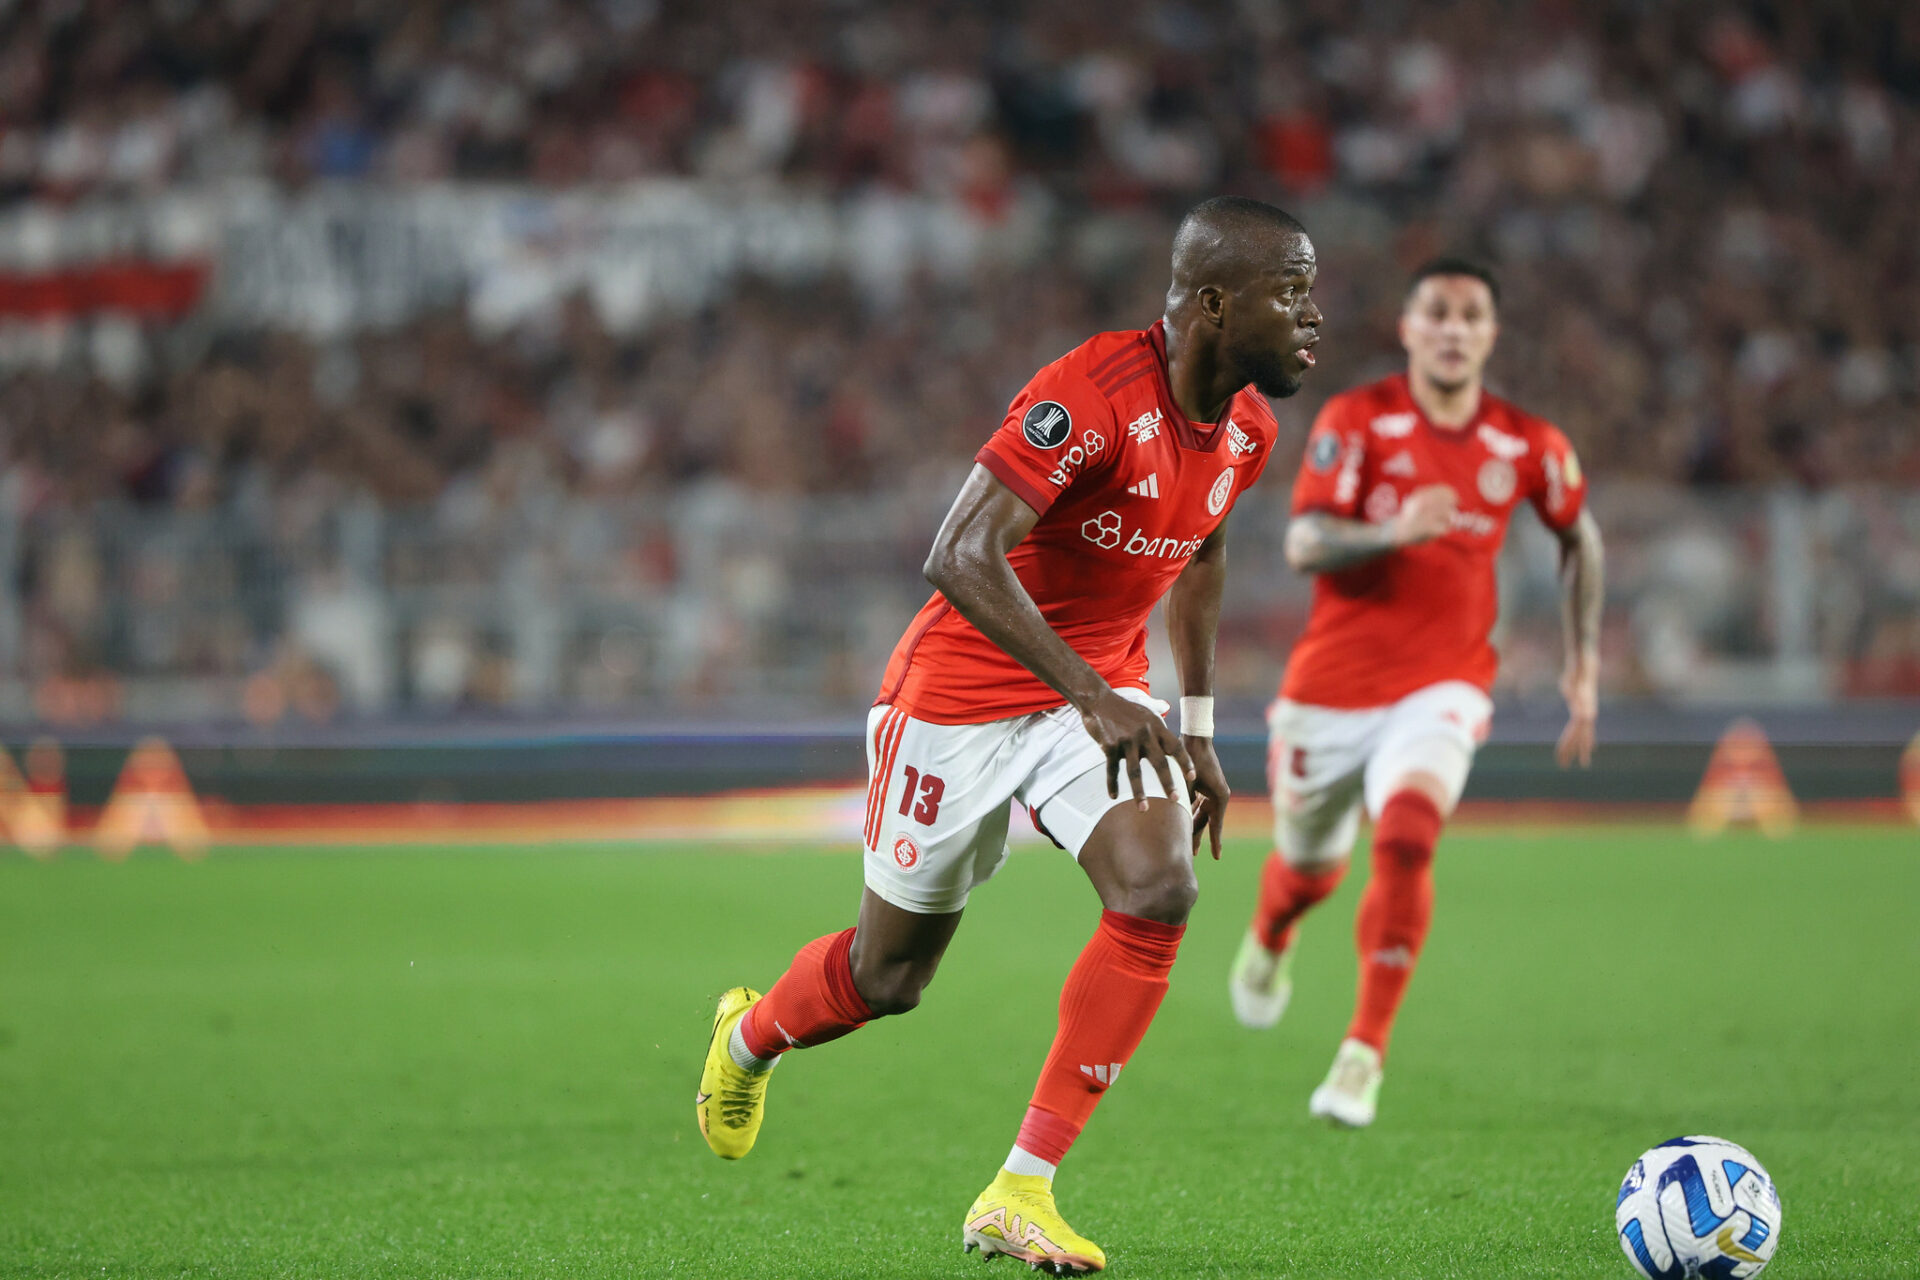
[0,738,67,858]
[1688,718,1797,838]
[94,737,209,862]
[0,750,45,859]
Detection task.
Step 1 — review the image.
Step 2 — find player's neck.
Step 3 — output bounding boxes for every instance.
[1408,370,1481,429]
[1161,322,1236,426]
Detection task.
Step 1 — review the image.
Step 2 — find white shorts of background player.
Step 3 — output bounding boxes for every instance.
[862,688,1193,915]
[1265,680,1492,870]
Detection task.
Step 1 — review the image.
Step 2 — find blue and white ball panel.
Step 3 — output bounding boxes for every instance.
[1615,1136,1780,1279]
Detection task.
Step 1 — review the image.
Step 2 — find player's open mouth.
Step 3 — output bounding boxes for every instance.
[1296,344,1317,368]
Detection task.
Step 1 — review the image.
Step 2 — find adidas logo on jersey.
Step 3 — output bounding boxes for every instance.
[1079,1062,1124,1085]
[1126,473,1160,498]
[1383,451,1416,476]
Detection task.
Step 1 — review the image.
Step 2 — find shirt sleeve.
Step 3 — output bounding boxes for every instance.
[1526,422,1588,531]
[975,370,1119,517]
[1290,398,1366,518]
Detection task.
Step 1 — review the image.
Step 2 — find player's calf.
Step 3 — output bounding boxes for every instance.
[1347,788,1443,1058]
[1251,851,1347,952]
[1231,852,1346,1029]
[847,944,938,1017]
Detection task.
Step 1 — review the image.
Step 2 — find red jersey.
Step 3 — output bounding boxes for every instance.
[879,321,1279,724]
[1281,374,1587,709]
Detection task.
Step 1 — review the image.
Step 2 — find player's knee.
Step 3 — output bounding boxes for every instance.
[1376,839,1433,874]
[1280,848,1349,878]
[1141,869,1199,924]
[1108,858,1199,925]
[1374,788,1445,873]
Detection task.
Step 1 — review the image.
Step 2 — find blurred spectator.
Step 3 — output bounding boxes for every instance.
[0,0,1917,718]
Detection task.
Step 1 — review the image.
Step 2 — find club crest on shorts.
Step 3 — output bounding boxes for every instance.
[891,834,921,869]
[1477,458,1516,504]
[1207,466,1236,515]
[1021,401,1073,449]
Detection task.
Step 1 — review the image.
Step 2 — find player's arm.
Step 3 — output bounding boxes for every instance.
[1283,487,1457,574]
[1164,524,1231,859]
[923,464,1194,806]
[1552,507,1604,768]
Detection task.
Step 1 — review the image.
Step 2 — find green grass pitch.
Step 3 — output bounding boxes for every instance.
[3,826,1917,1278]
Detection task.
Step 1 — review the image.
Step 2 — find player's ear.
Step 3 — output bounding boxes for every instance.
[1397,309,1412,352]
[1198,285,1227,328]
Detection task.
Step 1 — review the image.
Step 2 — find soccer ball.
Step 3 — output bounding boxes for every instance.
[1615,1136,1781,1278]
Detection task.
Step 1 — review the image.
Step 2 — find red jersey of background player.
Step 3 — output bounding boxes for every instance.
[878,320,1279,725]
[1282,373,1587,709]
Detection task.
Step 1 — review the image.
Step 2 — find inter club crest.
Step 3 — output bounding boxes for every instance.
[892,834,921,869]
[1207,466,1235,515]
[1477,458,1517,504]
[1022,401,1073,449]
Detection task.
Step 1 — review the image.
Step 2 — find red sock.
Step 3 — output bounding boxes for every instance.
[1013,910,1185,1168]
[1250,852,1347,952]
[1348,791,1444,1057]
[741,928,874,1060]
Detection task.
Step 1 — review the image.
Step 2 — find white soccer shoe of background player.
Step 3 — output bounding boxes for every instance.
[1227,929,1295,1029]
[1307,1038,1383,1128]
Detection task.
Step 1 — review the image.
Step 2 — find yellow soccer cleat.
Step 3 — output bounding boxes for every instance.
[695,986,772,1159]
[962,1170,1106,1274]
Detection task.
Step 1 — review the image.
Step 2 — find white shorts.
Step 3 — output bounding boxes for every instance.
[1265,680,1492,868]
[860,688,1192,914]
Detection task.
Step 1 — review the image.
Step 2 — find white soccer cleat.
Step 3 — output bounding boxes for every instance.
[1308,1037,1383,1128]
[1228,929,1294,1030]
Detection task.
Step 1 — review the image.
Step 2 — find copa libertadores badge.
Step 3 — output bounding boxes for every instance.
[1309,431,1340,472]
[1022,401,1073,449]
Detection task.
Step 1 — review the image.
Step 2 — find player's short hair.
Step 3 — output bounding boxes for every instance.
[1406,257,1500,306]
[1176,195,1307,243]
[1170,196,1308,290]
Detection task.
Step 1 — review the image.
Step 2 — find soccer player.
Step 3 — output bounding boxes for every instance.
[1228,258,1604,1128]
[696,196,1322,1273]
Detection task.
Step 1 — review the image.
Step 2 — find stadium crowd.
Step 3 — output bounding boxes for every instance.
[1,0,1918,716]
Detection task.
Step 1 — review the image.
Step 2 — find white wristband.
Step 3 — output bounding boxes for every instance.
[1179,696,1215,738]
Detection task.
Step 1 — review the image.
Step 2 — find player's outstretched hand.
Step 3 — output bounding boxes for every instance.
[1184,737,1230,860]
[1079,690,1195,812]
[1393,484,1458,546]
[1556,655,1598,768]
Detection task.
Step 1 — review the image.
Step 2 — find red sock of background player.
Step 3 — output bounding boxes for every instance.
[1348,791,1444,1056]
[1250,852,1347,953]
[1003,910,1185,1180]
[732,928,873,1069]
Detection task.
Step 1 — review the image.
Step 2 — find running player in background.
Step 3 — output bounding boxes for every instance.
[1229,258,1604,1128]
[697,196,1323,1273]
